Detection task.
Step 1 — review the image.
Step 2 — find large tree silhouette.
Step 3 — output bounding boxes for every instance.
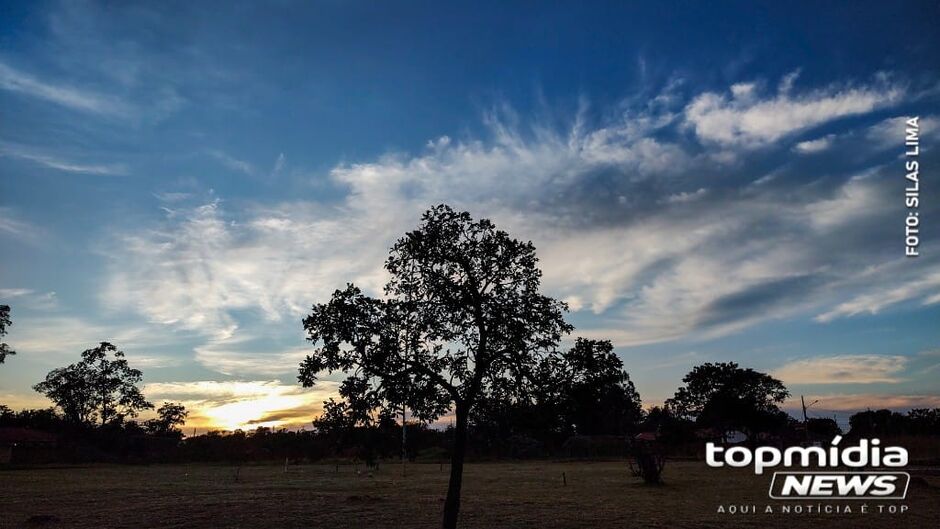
[665,362,789,436]
[33,342,153,426]
[299,205,571,529]
[0,304,14,364]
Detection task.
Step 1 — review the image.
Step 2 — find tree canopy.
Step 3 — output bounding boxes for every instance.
[0,304,14,364]
[471,338,643,443]
[33,342,153,426]
[665,362,789,434]
[145,402,189,438]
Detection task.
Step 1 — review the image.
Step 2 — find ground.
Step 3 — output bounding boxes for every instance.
[1,461,937,528]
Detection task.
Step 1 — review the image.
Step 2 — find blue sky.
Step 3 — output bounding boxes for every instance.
[1,1,939,431]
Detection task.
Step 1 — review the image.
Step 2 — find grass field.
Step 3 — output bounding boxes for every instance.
[2,461,938,528]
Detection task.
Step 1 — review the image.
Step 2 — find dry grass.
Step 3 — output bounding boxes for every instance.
[1,460,937,528]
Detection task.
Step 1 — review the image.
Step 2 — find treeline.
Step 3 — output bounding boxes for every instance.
[2,338,938,465]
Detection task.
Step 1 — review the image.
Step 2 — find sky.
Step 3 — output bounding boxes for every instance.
[1,1,939,433]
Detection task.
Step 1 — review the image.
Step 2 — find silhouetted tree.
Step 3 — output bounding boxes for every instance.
[471,338,642,450]
[145,402,188,438]
[907,408,940,435]
[665,362,789,436]
[312,376,398,465]
[299,205,571,529]
[559,338,642,436]
[848,409,908,436]
[0,304,14,364]
[33,342,153,426]
[806,417,842,439]
[641,406,696,444]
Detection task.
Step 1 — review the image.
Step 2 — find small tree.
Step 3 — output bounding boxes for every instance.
[33,342,153,426]
[665,362,789,437]
[0,304,15,364]
[300,205,570,529]
[146,402,188,438]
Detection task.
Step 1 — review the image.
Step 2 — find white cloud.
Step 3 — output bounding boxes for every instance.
[816,268,940,322]
[794,134,835,154]
[0,61,133,117]
[684,75,903,147]
[0,141,126,175]
[0,208,43,242]
[194,344,310,376]
[102,81,933,358]
[208,150,254,176]
[865,115,940,151]
[774,354,909,384]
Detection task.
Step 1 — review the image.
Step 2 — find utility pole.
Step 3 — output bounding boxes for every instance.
[801,395,819,444]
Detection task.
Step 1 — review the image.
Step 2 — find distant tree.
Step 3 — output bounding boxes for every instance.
[146,402,189,438]
[0,304,14,364]
[33,342,153,426]
[907,408,940,435]
[299,205,570,529]
[312,376,399,465]
[848,409,910,437]
[806,417,842,439]
[471,338,643,447]
[641,406,695,443]
[559,338,642,436]
[313,376,395,436]
[665,362,789,436]
[0,406,65,431]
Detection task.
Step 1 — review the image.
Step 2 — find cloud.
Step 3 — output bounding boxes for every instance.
[143,380,337,431]
[786,394,940,412]
[0,289,58,310]
[0,288,34,299]
[864,115,940,151]
[794,134,835,154]
[684,73,903,147]
[102,77,937,358]
[272,153,286,176]
[103,200,391,343]
[774,355,909,384]
[4,315,186,367]
[815,266,940,322]
[0,141,126,175]
[208,150,255,176]
[0,208,43,243]
[0,61,133,117]
[194,344,310,376]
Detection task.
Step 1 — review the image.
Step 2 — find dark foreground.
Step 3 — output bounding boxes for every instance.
[1,461,938,528]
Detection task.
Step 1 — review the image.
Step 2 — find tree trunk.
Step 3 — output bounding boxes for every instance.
[442,402,469,529]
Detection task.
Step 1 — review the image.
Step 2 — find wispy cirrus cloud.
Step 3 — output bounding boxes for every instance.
[0,207,43,242]
[0,61,134,117]
[683,73,903,147]
[0,141,127,175]
[207,149,255,176]
[101,74,937,369]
